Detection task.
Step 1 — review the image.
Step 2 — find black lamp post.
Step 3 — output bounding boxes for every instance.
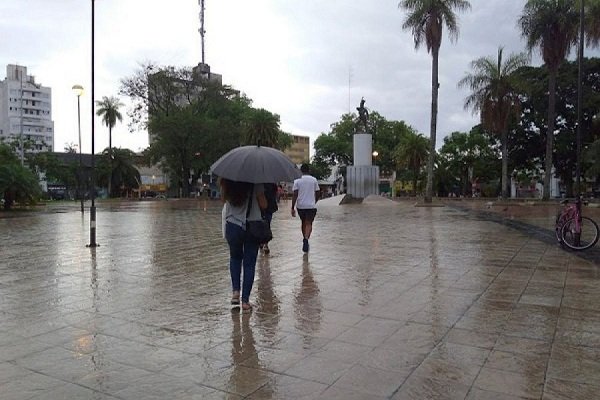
[72,84,84,214]
[88,0,98,247]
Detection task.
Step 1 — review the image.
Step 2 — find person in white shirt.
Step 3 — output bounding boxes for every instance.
[291,164,320,253]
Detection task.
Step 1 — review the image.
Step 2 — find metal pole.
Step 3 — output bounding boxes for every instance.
[199,0,205,64]
[77,94,84,213]
[88,0,98,247]
[576,0,584,200]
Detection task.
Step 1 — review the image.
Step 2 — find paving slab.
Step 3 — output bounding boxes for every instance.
[1,198,600,399]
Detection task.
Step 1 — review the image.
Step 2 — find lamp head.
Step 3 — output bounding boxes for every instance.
[72,84,84,97]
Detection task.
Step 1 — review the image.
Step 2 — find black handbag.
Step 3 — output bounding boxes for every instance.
[246,220,273,243]
[246,188,273,243]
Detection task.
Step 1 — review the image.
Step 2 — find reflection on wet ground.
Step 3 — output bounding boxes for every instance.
[1,198,600,399]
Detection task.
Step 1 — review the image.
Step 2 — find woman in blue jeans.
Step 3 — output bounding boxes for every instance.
[220,179,266,312]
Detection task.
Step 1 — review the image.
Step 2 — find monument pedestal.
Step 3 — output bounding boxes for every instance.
[347,133,379,198]
[347,165,379,198]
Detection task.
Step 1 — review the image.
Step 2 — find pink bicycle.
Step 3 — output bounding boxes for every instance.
[555,197,599,251]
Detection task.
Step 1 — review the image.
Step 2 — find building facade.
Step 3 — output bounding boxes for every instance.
[0,64,54,152]
[285,134,310,165]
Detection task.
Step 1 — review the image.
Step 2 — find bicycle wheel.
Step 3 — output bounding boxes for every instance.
[561,216,600,251]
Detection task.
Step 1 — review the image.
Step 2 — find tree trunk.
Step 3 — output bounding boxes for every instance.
[425,46,440,203]
[181,168,190,198]
[501,129,508,199]
[108,126,112,198]
[412,166,418,196]
[543,68,557,200]
[3,191,13,210]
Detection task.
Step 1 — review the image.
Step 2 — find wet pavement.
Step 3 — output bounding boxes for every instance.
[1,197,600,399]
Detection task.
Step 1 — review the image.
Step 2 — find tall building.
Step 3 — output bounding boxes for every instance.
[0,64,54,152]
[285,134,310,164]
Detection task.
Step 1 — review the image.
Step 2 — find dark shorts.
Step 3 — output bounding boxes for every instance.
[297,208,317,222]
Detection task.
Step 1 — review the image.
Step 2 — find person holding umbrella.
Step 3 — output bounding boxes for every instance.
[211,145,302,310]
[220,179,267,312]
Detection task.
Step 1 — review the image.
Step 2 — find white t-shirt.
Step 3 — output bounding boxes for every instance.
[293,175,319,209]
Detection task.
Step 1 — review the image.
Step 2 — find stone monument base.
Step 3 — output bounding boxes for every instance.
[347,165,379,199]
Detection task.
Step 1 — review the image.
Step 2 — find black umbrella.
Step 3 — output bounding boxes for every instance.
[210,145,302,183]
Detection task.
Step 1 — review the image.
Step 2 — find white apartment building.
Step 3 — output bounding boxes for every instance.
[0,64,54,152]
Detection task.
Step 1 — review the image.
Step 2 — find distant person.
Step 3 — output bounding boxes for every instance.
[220,179,267,312]
[260,183,278,254]
[291,164,320,253]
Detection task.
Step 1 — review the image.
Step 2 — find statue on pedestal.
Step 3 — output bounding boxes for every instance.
[355,97,369,133]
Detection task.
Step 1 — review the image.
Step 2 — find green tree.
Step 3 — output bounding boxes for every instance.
[395,131,429,196]
[30,151,80,199]
[372,114,417,174]
[276,130,294,151]
[313,114,355,167]
[458,47,529,198]
[585,0,600,46]
[438,128,500,196]
[519,0,580,199]
[0,144,40,210]
[399,0,471,202]
[96,96,124,198]
[243,108,280,147]
[306,161,330,181]
[97,148,140,196]
[512,58,600,196]
[584,138,600,182]
[121,64,251,197]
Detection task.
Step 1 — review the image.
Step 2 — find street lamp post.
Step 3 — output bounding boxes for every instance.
[72,84,84,213]
[372,150,379,165]
[88,0,98,247]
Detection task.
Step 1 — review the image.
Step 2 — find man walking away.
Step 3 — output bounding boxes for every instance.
[291,164,320,253]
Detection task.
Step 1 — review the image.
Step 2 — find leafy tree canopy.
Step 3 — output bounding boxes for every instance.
[0,143,40,209]
[313,111,418,175]
[121,62,295,196]
[512,58,600,195]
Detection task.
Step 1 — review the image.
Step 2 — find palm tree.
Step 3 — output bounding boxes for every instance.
[519,0,579,200]
[458,47,529,198]
[399,0,471,203]
[395,132,429,196]
[95,96,124,197]
[108,148,140,197]
[586,0,600,46]
[243,108,281,148]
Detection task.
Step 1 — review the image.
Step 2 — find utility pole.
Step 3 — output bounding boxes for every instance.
[199,0,206,64]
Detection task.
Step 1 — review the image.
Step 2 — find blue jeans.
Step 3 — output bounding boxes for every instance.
[225,222,259,303]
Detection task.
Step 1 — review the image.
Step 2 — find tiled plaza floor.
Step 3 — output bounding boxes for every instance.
[1,197,600,399]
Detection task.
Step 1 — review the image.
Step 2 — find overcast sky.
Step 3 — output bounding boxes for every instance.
[0,0,590,156]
